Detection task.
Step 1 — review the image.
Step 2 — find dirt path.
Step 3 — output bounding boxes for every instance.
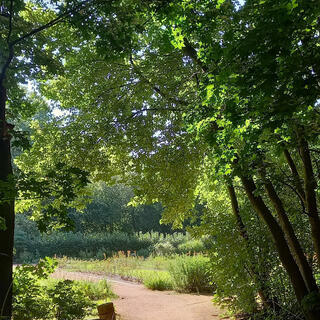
[52,269,228,320]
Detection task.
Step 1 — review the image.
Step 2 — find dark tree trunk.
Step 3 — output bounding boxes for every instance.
[241,176,320,320]
[296,129,320,267]
[260,172,318,293]
[227,183,276,310]
[0,84,14,320]
[227,184,249,241]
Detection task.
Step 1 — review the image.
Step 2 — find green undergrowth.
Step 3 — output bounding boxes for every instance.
[169,255,214,293]
[13,258,115,320]
[142,272,174,290]
[42,277,117,301]
[15,230,210,263]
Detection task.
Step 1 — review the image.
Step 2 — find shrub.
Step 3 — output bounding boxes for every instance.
[164,233,188,248]
[49,280,94,320]
[143,273,173,291]
[136,248,151,258]
[168,255,215,293]
[13,258,101,320]
[15,232,155,262]
[153,241,175,256]
[15,229,208,263]
[13,258,57,320]
[75,279,116,300]
[177,239,205,254]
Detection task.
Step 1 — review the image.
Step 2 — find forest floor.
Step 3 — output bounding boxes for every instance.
[52,269,229,320]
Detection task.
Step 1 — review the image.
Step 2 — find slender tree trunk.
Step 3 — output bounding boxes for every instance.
[260,170,318,293]
[241,176,320,320]
[0,84,14,320]
[283,149,306,203]
[227,184,249,241]
[227,183,276,310]
[296,129,320,267]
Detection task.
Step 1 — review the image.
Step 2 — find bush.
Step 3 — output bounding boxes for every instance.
[13,258,99,320]
[14,232,154,262]
[136,248,151,258]
[75,279,116,300]
[177,239,205,254]
[153,242,175,256]
[168,255,215,293]
[49,280,94,320]
[143,273,173,291]
[13,258,57,320]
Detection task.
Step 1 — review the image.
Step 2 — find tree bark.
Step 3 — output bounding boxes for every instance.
[240,176,320,320]
[227,183,276,310]
[260,172,318,293]
[0,84,14,320]
[296,129,320,267]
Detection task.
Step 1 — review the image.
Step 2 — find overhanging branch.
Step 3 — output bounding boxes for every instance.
[129,55,188,107]
[0,0,94,83]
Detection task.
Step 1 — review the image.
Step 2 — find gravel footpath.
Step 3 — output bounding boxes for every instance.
[51,269,228,320]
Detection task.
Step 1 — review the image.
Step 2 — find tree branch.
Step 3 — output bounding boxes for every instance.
[1,0,92,84]
[283,149,306,203]
[183,39,208,73]
[9,3,82,47]
[130,107,184,118]
[278,179,308,215]
[129,55,188,107]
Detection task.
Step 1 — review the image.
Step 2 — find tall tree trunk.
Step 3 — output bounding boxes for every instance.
[227,183,276,310]
[241,176,320,320]
[296,128,320,267]
[0,84,14,320]
[260,170,318,293]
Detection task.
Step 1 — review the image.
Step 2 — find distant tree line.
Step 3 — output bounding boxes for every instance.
[68,182,177,235]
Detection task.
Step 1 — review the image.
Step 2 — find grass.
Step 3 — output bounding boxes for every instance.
[57,253,175,282]
[169,255,215,293]
[57,253,214,293]
[142,272,174,290]
[59,253,173,272]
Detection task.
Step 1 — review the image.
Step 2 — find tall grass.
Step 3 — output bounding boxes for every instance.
[169,255,215,293]
[142,272,173,291]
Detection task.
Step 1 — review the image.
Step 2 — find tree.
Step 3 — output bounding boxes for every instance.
[17,0,320,318]
[0,0,92,317]
[69,182,170,234]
